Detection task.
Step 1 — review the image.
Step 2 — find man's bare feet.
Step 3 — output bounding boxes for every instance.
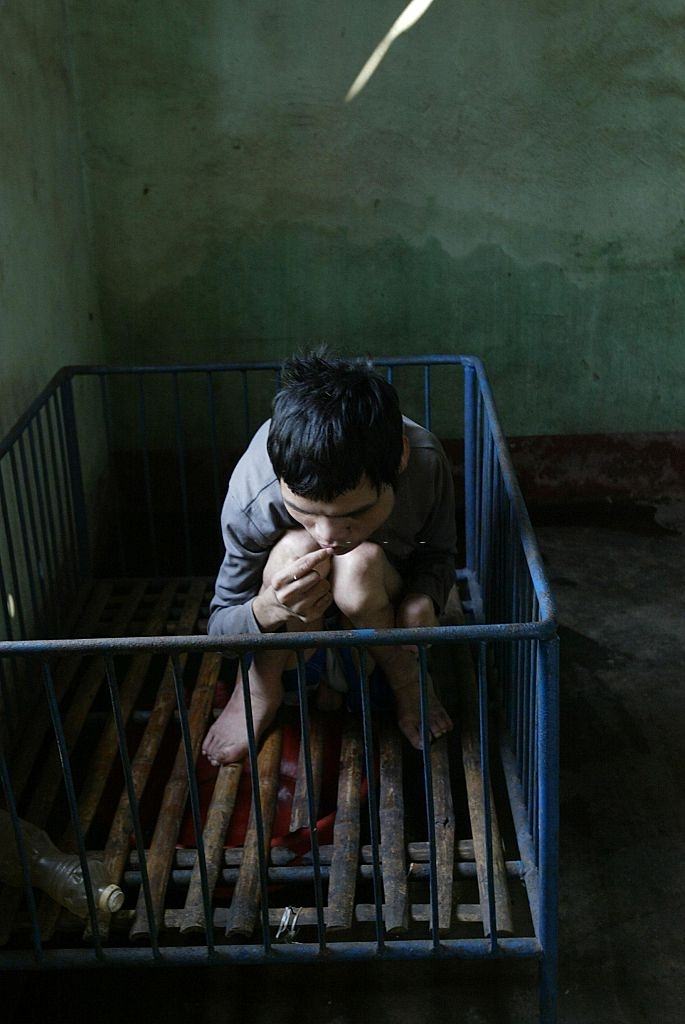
[393,674,453,751]
[202,673,283,766]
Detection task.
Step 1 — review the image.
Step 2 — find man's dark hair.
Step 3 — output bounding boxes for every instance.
[267,348,404,500]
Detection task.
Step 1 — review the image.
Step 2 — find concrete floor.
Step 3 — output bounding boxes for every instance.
[6,501,684,1023]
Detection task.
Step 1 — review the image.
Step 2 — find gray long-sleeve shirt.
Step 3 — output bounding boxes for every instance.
[207,417,457,637]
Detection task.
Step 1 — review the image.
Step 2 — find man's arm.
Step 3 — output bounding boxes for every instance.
[207,494,273,636]
[207,494,334,636]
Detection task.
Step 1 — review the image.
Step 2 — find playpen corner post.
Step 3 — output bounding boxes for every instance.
[538,635,559,1024]
[463,363,478,574]
[60,376,91,577]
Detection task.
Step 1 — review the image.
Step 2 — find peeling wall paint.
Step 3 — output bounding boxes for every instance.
[67,0,684,434]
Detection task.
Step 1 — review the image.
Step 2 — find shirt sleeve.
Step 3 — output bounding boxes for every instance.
[207,493,274,637]
[403,449,457,613]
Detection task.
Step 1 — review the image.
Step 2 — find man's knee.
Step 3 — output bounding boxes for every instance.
[331,542,395,616]
[261,529,319,588]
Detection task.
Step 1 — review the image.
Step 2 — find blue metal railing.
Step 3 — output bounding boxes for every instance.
[0,356,558,1024]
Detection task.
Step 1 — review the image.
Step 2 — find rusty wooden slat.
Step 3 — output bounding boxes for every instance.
[42,900,482,935]
[129,650,222,939]
[362,839,475,863]
[355,903,482,926]
[129,846,523,876]
[84,580,209,941]
[36,581,180,940]
[458,642,514,937]
[224,725,283,938]
[289,712,324,832]
[406,839,474,861]
[130,846,244,868]
[437,588,514,938]
[179,762,242,934]
[23,581,147,829]
[65,580,179,843]
[430,735,456,935]
[0,579,144,947]
[378,717,408,934]
[326,714,362,932]
[271,845,333,866]
[6,579,114,801]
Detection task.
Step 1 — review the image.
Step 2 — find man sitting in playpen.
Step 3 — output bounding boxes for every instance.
[203,349,457,766]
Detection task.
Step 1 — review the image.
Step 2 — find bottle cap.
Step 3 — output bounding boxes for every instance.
[99,883,125,913]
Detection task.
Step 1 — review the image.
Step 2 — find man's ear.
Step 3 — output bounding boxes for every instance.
[398,434,410,474]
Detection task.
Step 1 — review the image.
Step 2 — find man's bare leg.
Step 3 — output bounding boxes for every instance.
[202,531,331,766]
[331,543,452,750]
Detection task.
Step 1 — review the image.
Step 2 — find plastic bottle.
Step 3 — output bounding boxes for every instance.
[0,809,124,916]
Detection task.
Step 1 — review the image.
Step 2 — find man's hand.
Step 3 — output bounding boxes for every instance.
[395,592,438,653]
[253,547,334,630]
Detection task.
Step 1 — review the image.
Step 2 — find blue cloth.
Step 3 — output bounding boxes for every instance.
[334,645,395,714]
[245,645,394,713]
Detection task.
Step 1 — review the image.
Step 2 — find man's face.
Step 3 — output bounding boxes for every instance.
[279,474,395,555]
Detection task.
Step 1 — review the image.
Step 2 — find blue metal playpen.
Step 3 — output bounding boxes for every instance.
[0,356,559,1022]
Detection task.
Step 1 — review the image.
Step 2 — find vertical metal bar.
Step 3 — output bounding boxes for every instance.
[423,364,432,431]
[206,372,221,522]
[27,420,55,579]
[32,416,60,602]
[477,643,498,948]
[475,390,484,579]
[238,653,271,951]
[385,366,394,385]
[60,377,91,577]
[490,460,502,629]
[172,374,192,575]
[527,637,537,840]
[137,375,159,574]
[507,503,518,745]
[489,438,499,626]
[464,364,477,574]
[1,660,22,745]
[514,543,525,770]
[241,370,250,446]
[54,387,80,579]
[530,638,540,859]
[26,422,58,633]
[478,427,493,619]
[295,650,326,952]
[531,594,541,863]
[170,654,214,955]
[417,645,440,949]
[0,549,13,643]
[46,394,76,593]
[41,660,104,959]
[103,654,160,959]
[18,434,50,617]
[0,461,17,643]
[520,643,532,811]
[499,495,509,729]
[9,447,44,635]
[99,376,126,574]
[523,577,535,822]
[0,660,43,961]
[357,646,384,951]
[0,466,26,638]
[538,637,559,1024]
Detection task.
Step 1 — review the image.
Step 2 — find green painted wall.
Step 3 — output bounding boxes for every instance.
[0,2,105,701]
[0,0,103,439]
[68,0,684,436]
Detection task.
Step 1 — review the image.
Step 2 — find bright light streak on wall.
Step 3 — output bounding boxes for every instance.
[345,0,436,102]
